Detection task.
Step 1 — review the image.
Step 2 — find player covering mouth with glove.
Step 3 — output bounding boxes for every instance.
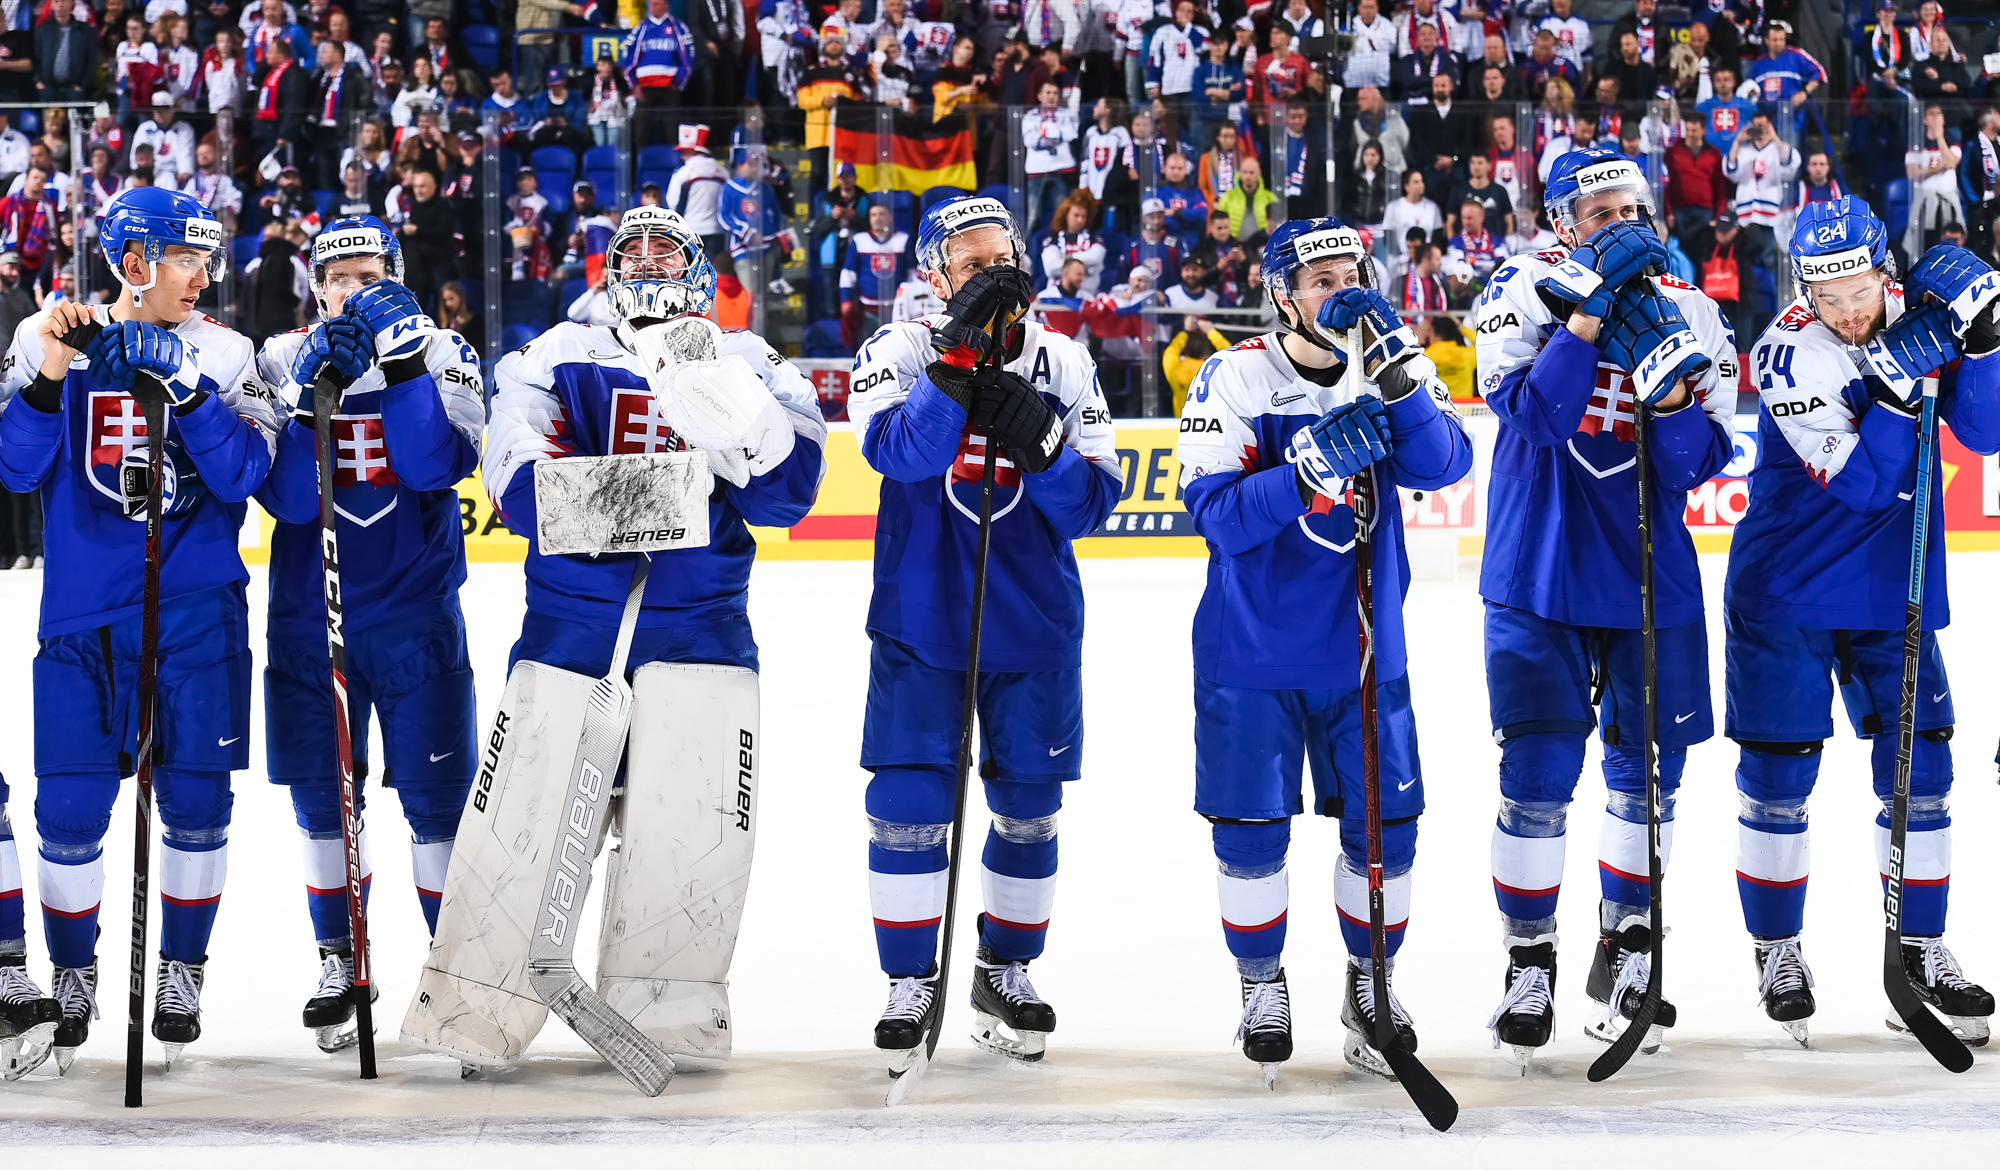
[1473,146,1738,1069]
[1174,218,1471,1085]
[848,196,1123,1075]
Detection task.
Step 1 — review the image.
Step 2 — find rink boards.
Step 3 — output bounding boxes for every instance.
[233,412,2000,564]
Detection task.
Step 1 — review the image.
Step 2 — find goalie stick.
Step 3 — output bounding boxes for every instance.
[524,556,677,1096]
[311,370,376,1079]
[1348,329,1456,1131]
[1881,374,1974,1074]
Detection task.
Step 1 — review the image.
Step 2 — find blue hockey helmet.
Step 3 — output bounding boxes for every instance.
[1262,217,1374,349]
[1789,196,1891,285]
[1542,145,1654,239]
[604,205,717,328]
[915,195,1024,282]
[310,214,404,314]
[98,186,226,304]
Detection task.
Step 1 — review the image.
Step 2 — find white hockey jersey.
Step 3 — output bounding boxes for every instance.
[1080,123,1131,198]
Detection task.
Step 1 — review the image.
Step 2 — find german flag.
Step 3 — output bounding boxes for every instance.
[831,105,978,192]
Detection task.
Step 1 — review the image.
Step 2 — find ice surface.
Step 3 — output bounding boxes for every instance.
[2,555,1998,1167]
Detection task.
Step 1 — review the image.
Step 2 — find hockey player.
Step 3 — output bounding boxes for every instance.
[1176,219,1471,1081]
[1725,199,2000,1044]
[0,186,276,1073]
[406,206,825,1070]
[1474,146,1737,1065]
[252,216,484,1053]
[849,195,1121,1073]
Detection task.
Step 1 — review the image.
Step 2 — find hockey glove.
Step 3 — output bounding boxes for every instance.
[970,369,1064,474]
[87,320,202,406]
[1315,287,1421,382]
[1598,286,1711,406]
[343,279,436,361]
[930,265,1035,366]
[1909,244,2000,355]
[1288,397,1394,500]
[1863,303,1959,410]
[1536,219,1665,319]
[289,317,377,415]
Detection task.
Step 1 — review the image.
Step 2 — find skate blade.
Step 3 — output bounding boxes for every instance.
[969,1011,1047,1062]
[1584,1013,1664,1056]
[1259,1061,1279,1090]
[314,1020,364,1054]
[2,1022,58,1081]
[1780,1019,1811,1047]
[1342,1029,1398,1081]
[1886,1013,1991,1047]
[459,1062,483,1080]
[161,1042,184,1072]
[885,1048,931,1106]
[1506,1044,1539,1075]
[53,1045,78,1075]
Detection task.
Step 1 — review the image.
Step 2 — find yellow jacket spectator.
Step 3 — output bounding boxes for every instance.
[1424,315,1478,401]
[1215,156,1278,241]
[1166,317,1231,415]
[798,36,865,153]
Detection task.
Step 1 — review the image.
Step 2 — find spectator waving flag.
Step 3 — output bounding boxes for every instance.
[831,106,977,192]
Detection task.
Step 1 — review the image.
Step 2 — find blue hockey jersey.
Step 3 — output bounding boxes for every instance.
[849,319,1124,673]
[0,308,278,636]
[1473,254,1739,629]
[1726,292,2000,630]
[484,322,826,668]
[253,325,485,644]
[1177,335,1472,689]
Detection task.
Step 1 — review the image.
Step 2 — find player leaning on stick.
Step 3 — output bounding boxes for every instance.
[404,206,826,1071]
[1474,146,1736,1067]
[1725,199,2000,1046]
[1174,220,1470,1084]
[0,187,276,1077]
[848,196,1121,1073]
[251,216,484,1054]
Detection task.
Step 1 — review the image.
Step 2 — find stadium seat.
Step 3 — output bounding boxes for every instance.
[583,144,620,174]
[464,25,501,73]
[888,190,915,237]
[17,109,37,136]
[1028,227,1050,286]
[583,144,621,202]
[803,319,849,358]
[560,278,587,315]
[497,149,521,180]
[918,185,968,225]
[502,323,539,353]
[312,190,337,221]
[638,170,675,197]
[975,183,1011,205]
[531,145,577,178]
[502,280,554,327]
[587,169,619,201]
[637,145,680,176]
[232,235,260,270]
[1885,177,1911,240]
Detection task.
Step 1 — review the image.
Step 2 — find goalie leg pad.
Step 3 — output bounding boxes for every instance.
[595,662,760,1061]
[401,660,602,1067]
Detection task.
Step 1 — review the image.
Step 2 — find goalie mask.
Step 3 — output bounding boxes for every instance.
[607,206,719,346]
[310,215,404,316]
[1261,217,1376,351]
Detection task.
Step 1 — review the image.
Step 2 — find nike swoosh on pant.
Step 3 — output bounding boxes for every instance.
[1675,712,1695,724]
[430,752,453,762]
[218,736,241,746]
[1048,745,1070,756]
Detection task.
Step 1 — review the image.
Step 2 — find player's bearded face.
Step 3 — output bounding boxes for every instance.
[1808,269,1889,345]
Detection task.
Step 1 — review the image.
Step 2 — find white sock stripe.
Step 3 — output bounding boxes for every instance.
[37,851,105,914]
[160,841,228,903]
[1876,823,1951,881]
[868,869,947,925]
[979,864,1057,928]
[411,839,452,894]
[1599,811,1675,878]
[1737,822,1810,884]
[1491,827,1567,893]
[1335,858,1411,926]
[0,834,19,895]
[1216,865,1289,928]
[299,828,372,892]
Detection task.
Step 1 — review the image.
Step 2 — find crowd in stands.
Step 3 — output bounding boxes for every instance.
[2,0,1999,422]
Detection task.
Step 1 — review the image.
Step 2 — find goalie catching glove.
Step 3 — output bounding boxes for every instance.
[925,361,1065,474]
[631,314,796,487]
[1907,244,2000,356]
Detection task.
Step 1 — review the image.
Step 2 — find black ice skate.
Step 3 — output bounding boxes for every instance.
[1341,958,1417,1080]
[874,964,941,1077]
[969,945,1056,1062]
[1487,935,1557,1073]
[1753,935,1815,1046]
[1585,916,1677,1054]
[151,956,205,1070]
[49,961,98,1075]
[302,948,378,1054]
[1235,971,1293,1089]
[0,954,61,1080]
[1890,936,1994,1047]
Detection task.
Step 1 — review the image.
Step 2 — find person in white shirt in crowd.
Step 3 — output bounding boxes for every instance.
[1722,108,1799,272]
[664,122,731,260]
[1352,84,1409,176]
[1147,0,1208,104]
[184,140,242,224]
[1080,96,1132,200]
[0,112,29,191]
[871,35,916,111]
[1114,0,1153,104]
[1536,0,1592,77]
[1033,255,1093,341]
[565,270,616,327]
[205,27,245,117]
[1905,100,1967,259]
[1381,167,1442,258]
[1041,191,1108,293]
[1506,206,1559,256]
[1023,0,1084,58]
[6,143,71,206]
[1344,0,1396,90]
[865,0,923,59]
[157,13,200,112]
[1397,0,1462,60]
[1024,80,1081,234]
[890,268,943,322]
[1158,251,1216,341]
[1275,0,1323,42]
[130,89,197,190]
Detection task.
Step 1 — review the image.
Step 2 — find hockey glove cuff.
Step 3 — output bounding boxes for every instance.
[1910,244,2000,344]
[923,359,982,414]
[1601,288,1711,405]
[1289,397,1393,501]
[1865,304,1959,406]
[974,370,1064,474]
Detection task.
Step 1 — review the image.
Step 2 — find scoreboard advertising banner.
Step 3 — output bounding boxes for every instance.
[233,411,2000,564]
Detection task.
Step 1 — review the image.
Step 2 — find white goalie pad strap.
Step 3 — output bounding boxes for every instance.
[596,661,760,1060]
[403,659,599,1066]
[532,451,713,556]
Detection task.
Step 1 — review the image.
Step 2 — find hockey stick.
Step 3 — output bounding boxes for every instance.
[311,370,376,1079]
[1587,397,1665,1083]
[1882,374,1974,1073]
[886,391,1002,1108]
[524,556,677,1096]
[1349,329,1456,1132]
